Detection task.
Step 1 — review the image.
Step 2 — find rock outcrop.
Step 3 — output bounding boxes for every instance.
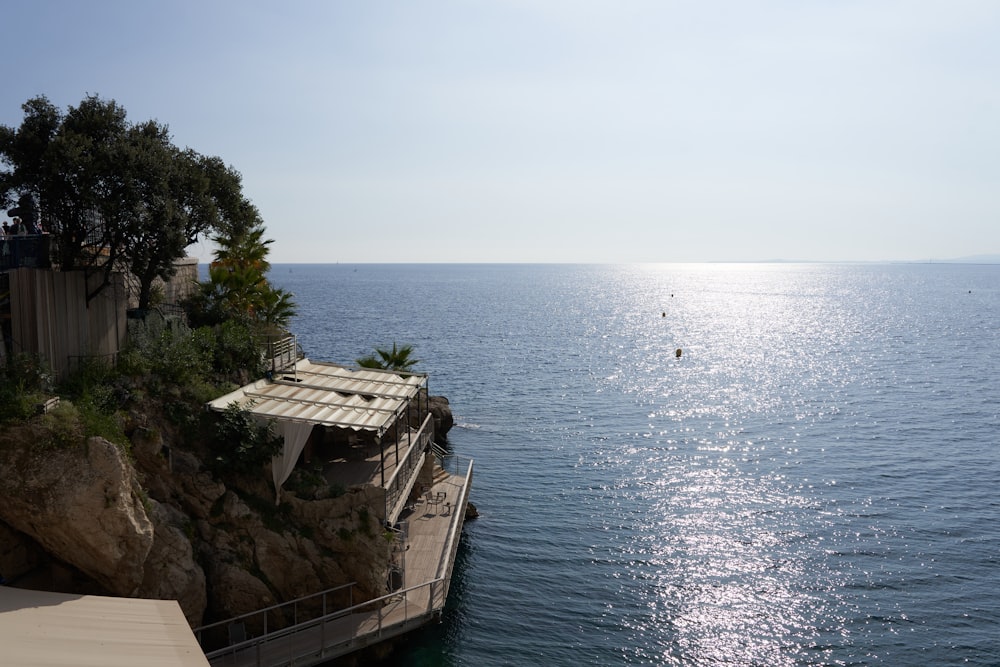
[0,434,153,597]
[0,392,456,632]
[428,395,455,442]
[138,499,207,626]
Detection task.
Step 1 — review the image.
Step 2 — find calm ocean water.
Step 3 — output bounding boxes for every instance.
[268,263,1000,666]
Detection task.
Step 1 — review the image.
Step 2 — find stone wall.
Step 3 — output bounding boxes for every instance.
[158,257,200,305]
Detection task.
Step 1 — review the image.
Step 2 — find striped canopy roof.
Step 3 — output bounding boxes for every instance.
[207,359,427,435]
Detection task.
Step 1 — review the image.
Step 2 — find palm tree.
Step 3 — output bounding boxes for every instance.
[187,215,296,330]
[357,343,420,372]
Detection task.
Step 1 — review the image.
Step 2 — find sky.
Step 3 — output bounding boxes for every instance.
[3,1,999,263]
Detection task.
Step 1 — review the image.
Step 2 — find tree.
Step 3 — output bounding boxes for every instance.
[356,343,420,372]
[0,95,238,306]
[186,212,297,333]
[0,95,130,295]
[114,124,220,310]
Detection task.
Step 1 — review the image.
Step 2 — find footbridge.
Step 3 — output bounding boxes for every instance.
[195,455,473,667]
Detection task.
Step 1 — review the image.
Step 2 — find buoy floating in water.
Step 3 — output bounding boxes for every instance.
[675,348,682,358]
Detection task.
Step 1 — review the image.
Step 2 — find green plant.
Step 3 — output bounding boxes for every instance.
[38,402,85,449]
[0,354,53,422]
[356,342,419,372]
[356,506,373,537]
[76,395,128,446]
[210,402,283,475]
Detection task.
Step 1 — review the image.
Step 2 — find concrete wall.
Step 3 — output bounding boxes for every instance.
[8,268,127,380]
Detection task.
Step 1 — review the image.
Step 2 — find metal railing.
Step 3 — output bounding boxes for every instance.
[195,583,356,653]
[196,578,447,667]
[436,451,474,478]
[384,413,433,524]
[435,457,474,592]
[266,335,299,375]
[0,234,51,271]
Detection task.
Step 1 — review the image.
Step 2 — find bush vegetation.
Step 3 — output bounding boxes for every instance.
[1,308,282,467]
[1,93,296,470]
[0,354,52,423]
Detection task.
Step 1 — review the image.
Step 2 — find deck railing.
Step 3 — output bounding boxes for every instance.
[196,578,447,666]
[435,456,474,594]
[266,335,299,375]
[384,413,433,524]
[0,234,51,271]
[195,583,357,654]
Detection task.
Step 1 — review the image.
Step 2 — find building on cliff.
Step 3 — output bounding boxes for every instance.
[199,356,475,665]
[207,357,434,526]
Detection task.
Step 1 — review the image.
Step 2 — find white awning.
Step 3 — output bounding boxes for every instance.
[206,359,430,503]
[206,359,427,435]
[0,587,209,666]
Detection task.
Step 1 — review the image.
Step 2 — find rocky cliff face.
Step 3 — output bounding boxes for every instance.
[0,434,153,597]
[0,397,453,629]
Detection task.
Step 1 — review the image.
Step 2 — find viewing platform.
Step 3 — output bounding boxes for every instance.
[0,233,51,271]
[195,453,473,667]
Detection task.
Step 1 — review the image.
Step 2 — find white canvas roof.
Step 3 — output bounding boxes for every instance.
[0,587,209,667]
[206,359,427,435]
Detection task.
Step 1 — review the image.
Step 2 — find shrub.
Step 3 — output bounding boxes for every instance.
[38,402,85,448]
[0,354,53,422]
[210,401,282,475]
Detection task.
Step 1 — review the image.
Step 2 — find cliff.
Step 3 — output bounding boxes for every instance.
[0,395,453,628]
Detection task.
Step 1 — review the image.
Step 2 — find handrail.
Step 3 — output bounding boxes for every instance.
[384,414,433,524]
[437,452,474,477]
[201,576,447,664]
[195,582,356,637]
[436,458,474,587]
[267,335,298,374]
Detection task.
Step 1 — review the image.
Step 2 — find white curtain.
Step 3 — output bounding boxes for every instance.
[271,421,314,504]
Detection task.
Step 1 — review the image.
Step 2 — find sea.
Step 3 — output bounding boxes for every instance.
[267,262,1000,666]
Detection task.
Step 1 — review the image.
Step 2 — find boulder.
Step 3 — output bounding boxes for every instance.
[173,449,226,520]
[0,436,154,596]
[250,526,323,600]
[139,499,207,626]
[428,395,454,442]
[207,561,274,623]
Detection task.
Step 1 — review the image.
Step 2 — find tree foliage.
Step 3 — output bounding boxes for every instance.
[356,343,420,372]
[0,95,251,307]
[186,212,297,333]
[211,402,283,475]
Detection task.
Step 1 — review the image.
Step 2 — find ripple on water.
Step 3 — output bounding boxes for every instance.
[273,263,1000,666]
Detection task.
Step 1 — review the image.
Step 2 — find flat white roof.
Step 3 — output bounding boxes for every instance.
[0,587,209,667]
[207,359,427,434]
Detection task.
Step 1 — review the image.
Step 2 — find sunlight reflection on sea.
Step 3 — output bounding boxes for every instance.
[274,262,1000,666]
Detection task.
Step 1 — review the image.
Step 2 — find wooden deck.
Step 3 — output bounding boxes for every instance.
[199,458,473,667]
[321,426,424,490]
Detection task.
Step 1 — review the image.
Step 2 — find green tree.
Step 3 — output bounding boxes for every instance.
[186,213,297,332]
[0,95,240,306]
[0,95,130,298]
[356,343,420,372]
[115,123,222,310]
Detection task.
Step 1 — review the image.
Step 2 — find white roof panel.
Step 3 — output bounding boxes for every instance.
[206,359,427,433]
[0,587,209,667]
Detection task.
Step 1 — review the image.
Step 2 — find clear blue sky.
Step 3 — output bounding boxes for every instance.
[3,1,999,263]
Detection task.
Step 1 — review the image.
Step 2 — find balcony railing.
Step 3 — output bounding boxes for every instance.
[196,578,447,666]
[0,234,51,271]
[384,413,434,525]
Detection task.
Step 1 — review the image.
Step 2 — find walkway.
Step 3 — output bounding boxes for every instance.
[197,457,473,667]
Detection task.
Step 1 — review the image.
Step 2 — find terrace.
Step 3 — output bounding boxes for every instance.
[206,357,433,525]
